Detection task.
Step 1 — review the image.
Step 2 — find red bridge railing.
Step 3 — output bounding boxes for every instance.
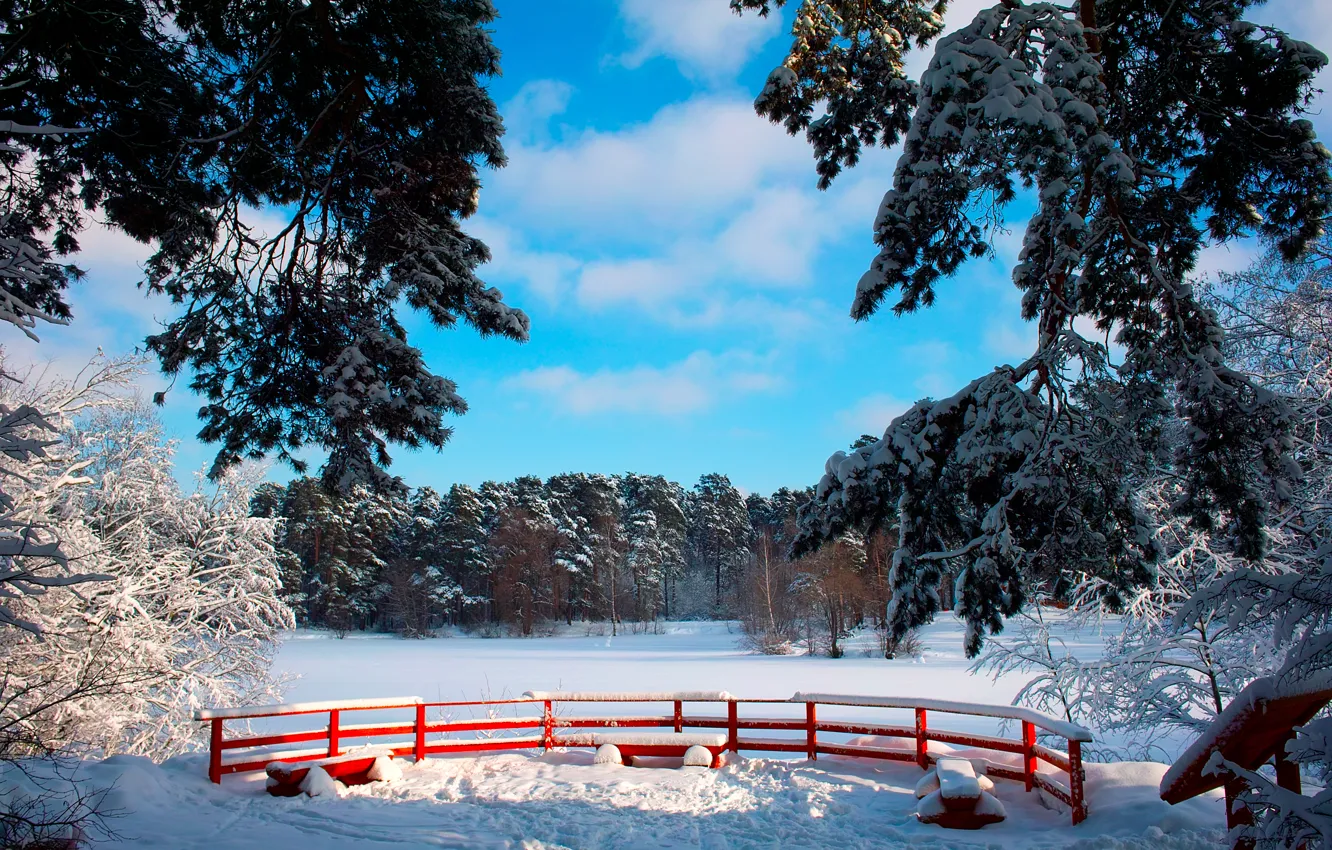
[195,690,1090,824]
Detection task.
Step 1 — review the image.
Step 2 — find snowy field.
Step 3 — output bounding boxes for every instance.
[48,617,1228,848]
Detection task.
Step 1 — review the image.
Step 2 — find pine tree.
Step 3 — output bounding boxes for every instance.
[437,483,492,624]
[490,476,558,635]
[0,0,529,488]
[736,0,1332,655]
[622,474,688,621]
[686,473,753,614]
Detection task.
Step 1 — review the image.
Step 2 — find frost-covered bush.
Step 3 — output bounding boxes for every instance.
[0,355,292,761]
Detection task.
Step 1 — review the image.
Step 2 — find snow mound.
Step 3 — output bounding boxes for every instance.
[914,765,995,799]
[299,765,339,798]
[592,744,622,765]
[367,756,402,783]
[916,788,1007,828]
[682,745,713,767]
[936,758,982,802]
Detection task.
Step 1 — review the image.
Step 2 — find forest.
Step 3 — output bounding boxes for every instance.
[252,467,903,658]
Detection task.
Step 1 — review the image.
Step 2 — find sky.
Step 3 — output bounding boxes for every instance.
[10,0,1332,497]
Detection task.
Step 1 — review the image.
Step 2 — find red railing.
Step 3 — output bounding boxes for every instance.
[196,690,1090,824]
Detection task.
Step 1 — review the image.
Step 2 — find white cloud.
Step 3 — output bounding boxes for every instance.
[836,393,914,437]
[504,350,781,416]
[492,97,812,237]
[470,217,580,304]
[501,80,575,145]
[615,0,781,80]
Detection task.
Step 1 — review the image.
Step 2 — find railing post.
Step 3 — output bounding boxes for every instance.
[805,701,817,761]
[543,700,554,750]
[328,709,340,758]
[1225,775,1255,850]
[1069,739,1086,825]
[727,700,738,753]
[674,700,683,733]
[208,718,223,784]
[915,708,928,769]
[1274,731,1301,794]
[1023,721,1037,792]
[415,703,427,763]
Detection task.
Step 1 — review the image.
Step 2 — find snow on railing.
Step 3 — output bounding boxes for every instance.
[790,693,1094,742]
[522,691,733,702]
[194,696,423,721]
[197,690,1089,824]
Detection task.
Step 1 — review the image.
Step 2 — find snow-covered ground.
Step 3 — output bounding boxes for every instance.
[268,618,1110,734]
[16,616,1229,848]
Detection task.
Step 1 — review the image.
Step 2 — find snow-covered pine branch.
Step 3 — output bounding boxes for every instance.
[773,0,1329,656]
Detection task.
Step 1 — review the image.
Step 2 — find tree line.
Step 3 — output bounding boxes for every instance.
[252,470,911,656]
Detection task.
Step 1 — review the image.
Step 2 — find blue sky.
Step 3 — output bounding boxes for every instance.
[14,0,1332,496]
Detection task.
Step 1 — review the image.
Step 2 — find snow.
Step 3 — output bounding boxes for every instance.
[914,788,1004,820]
[366,756,402,783]
[593,743,622,765]
[299,765,339,798]
[558,732,727,747]
[683,746,714,767]
[935,758,982,801]
[792,692,1094,741]
[525,690,733,702]
[10,617,1229,847]
[197,696,422,720]
[915,765,996,798]
[267,746,394,774]
[35,749,1221,848]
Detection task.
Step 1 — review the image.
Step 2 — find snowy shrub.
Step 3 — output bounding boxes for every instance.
[880,627,923,661]
[0,356,293,761]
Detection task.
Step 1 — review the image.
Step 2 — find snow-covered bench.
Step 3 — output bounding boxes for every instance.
[555,731,728,768]
[914,758,1006,829]
[265,746,400,797]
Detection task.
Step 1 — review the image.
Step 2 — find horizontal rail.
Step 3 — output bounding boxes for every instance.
[1035,743,1072,773]
[553,716,674,728]
[790,693,1093,742]
[427,718,542,734]
[196,696,423,721]
[815,742,916,762]
[815,721,915,738]
[926,729,1026,755]
[1033,771,1074,806]
[736,737,808,753]
[199,691,1090,825]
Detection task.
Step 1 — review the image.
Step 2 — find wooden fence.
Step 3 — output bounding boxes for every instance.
[196,690,1090,824]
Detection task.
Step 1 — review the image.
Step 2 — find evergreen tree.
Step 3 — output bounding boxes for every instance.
[736,0,1332,655]
[622,474,688,620]
[437,483,492,623]
[0,0,529,488]
[490,476,559,635]
[686,473,753,613]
